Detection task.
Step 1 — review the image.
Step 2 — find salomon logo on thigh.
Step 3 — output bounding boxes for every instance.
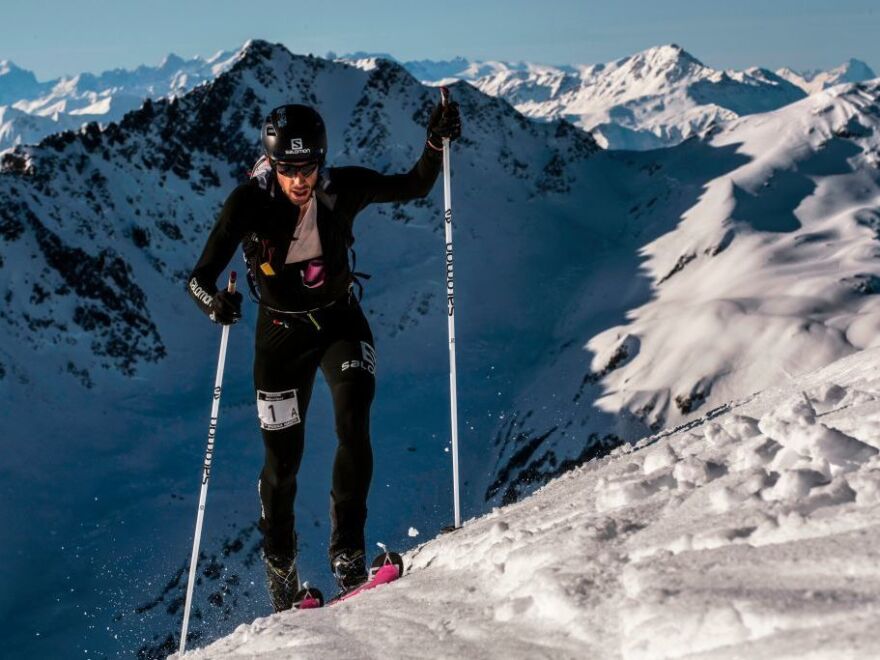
[341,342,376,375]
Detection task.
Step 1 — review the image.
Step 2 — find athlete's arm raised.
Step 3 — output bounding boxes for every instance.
[337,100,462,211]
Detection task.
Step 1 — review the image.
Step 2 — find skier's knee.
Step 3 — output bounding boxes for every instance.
[261,457,298,489]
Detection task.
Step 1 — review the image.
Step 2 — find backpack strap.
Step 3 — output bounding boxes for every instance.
[241,232,264,303]
[241,160,372,304]
[348,245,371,303]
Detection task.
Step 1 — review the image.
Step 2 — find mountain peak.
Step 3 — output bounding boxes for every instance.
[0,59,37,80]
[0,60,42,104]
[776,58,877,93]
[340,50,399,63]
[0,59,22,74]
[836,58,876,82]
[639,43,704,68]
[233,39,300,69]
[158,53,185,69]
[610,44,707,86]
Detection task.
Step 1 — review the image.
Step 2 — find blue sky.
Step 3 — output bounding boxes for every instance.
[1,0,878,79]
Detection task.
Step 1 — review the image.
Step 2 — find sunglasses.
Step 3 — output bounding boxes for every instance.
[275,161,319,178]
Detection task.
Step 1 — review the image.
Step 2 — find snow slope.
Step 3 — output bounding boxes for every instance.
[175,346,880,659]
[0,49,239,150]
[5,45,873,154]
[486,79,880,507]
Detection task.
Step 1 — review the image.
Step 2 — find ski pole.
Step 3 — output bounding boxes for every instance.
[179,271,237,655]
[440,87,461,530]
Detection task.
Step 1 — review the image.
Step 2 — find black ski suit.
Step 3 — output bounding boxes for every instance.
[187,144,442,561]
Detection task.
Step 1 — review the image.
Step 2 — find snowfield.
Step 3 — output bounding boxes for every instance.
[175,347,880,659]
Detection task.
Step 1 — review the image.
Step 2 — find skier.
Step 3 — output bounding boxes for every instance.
[186,100,462,611]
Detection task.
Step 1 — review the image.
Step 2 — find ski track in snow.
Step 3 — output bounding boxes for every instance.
[175,348,880,659]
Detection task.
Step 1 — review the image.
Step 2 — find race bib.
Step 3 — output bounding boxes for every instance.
[257,389,301,430]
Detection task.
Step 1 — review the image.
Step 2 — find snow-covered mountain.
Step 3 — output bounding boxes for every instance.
[0,49,239,150]
[174,346,880,659]
[0,39,598,658]
[6,44,873,155]
[344,47,877,150]
[486,79,880,505]
[778,58,877,94]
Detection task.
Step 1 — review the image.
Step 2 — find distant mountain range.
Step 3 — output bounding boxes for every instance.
[0,50,239,150]
[342,47,877,149]
[1,45,875,152]
[777,58,877,93]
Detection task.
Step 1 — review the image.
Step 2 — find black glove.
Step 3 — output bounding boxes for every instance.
[427,101,462,150]
[210,290,242,325]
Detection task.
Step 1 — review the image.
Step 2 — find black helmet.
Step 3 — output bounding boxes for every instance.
[261,104,327,164]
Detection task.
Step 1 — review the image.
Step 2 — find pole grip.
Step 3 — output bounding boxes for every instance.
[227,271,237,294]
[440,86,450,107]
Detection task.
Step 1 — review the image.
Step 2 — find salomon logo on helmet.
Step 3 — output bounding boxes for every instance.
[262,104,327,165]
[287,138,310,157]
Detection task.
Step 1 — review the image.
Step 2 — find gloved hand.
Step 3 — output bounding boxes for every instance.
[210,290,243,325]
[427,101,462,150]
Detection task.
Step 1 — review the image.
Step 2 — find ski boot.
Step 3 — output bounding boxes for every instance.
[264,552,300,612]
[330,549,368,595]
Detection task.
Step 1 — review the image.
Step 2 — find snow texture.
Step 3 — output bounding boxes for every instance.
[486,77,880,507]
[174,347,880,659]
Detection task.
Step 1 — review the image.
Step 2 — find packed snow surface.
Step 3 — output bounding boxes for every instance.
[175,347,880,659]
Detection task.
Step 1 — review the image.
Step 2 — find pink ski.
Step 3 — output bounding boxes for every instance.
[290,550,404,610]
[330,563,400,605]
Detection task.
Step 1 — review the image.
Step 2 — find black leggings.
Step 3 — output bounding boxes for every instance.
[253,299,376,561]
